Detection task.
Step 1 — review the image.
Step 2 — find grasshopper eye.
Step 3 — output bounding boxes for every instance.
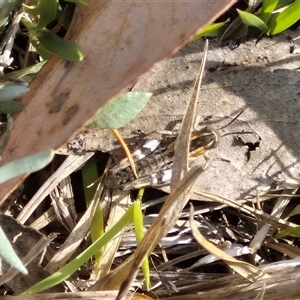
[190,127,219,151]
[204,130,219,149]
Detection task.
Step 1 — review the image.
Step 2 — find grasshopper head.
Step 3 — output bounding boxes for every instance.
[191,126,219,152]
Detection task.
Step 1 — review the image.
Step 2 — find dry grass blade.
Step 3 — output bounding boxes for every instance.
[267,241,300,258]
[171,39,208,188]
[194,190,298,229]
[112,129,138,179]
[16,153,93,224]
[90,165,203,294]
[44,180,102,273]
[49,176,77,232]
[155,259,300,299]
[91,190,132,280]
[250,189,296,253]
[114,41,210,299]
[0,290,141,300]
[284,203,300,219]
[189,204,269,282]
[116,166,203,299]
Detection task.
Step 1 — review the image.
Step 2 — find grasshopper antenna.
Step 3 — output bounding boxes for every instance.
[219,110,244,130]
[218,110,254,138]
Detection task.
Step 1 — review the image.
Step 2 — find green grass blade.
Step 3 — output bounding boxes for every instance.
[90,202,104,268]
[237,9,269,33]
[133,189,150,290]
[81,156,99,207]
[22,205,134,294]
[275,226,300,239]
[193,22,227,39]
[81,156,103,268]
[260,0,278,24]
[268,0,300,35]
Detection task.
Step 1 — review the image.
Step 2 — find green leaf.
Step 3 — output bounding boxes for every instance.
[0,149,54,184]
[4,61,46,83]
[0,101,25,114]
[21,15,38,32]
[0,226,28,275]
[0,0,21,29]
[237,9,269,33]
[30,36,52,60]
[65,0,88,4]
[37,32,84,61]
[0,82,29,101]
[259,0,278,24]
[0,82,29,114]
[268,0,300,35]
[36,0,59,30]
[193,22,227,39]
[22,4,39,16]
[89,92,152,129]
[0,2,14,29]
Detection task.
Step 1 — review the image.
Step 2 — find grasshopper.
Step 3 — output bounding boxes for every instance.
[105,126,219,190]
